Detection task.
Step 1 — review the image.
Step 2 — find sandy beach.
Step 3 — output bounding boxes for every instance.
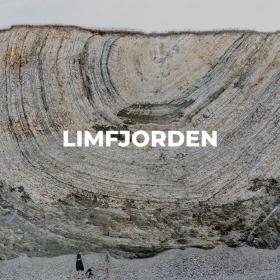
[1,246,280,280]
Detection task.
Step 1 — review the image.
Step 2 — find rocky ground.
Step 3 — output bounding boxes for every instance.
[1,246,280,280]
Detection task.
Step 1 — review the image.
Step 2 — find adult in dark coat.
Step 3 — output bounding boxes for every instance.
[76,252,85,272]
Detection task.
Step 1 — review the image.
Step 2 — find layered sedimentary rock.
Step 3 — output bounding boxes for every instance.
[0,26,279,259]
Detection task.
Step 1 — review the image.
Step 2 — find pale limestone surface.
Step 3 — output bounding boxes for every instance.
[0,26,279,259]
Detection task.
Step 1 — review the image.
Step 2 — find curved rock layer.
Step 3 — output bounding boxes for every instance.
[0,26,280,259]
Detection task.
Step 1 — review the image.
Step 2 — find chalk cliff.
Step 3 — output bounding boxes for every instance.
[0,26,279,259]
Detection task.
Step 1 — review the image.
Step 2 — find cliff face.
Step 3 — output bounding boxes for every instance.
[0,26,279,259]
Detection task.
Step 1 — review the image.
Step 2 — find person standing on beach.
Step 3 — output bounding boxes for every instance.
[76,251,85,279]
[103,250,111,279]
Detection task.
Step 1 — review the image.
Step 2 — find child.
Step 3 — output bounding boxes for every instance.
[85,267,95,278]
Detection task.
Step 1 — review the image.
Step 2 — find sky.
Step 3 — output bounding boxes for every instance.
[0,0,279,32]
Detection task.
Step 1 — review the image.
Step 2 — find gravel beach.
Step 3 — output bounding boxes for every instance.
[1,246,280,280]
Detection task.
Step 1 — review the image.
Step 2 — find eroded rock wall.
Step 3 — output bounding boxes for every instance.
[0,26,279,259]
